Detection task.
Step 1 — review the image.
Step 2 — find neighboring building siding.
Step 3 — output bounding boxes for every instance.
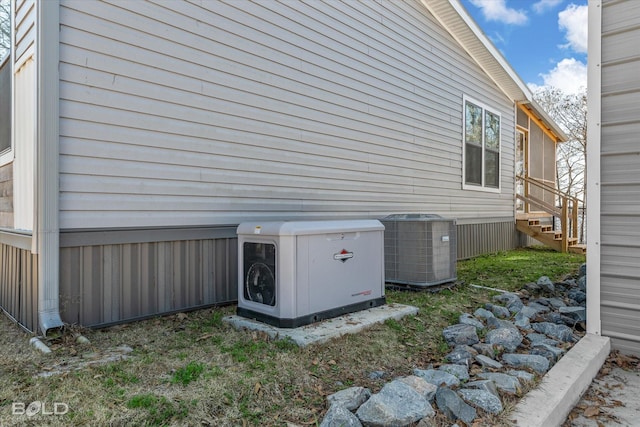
[14,0,36,63]
[600,0,640,355]
[57,0,515,230]
[0,163,12,227]
[0,241,38,331]
[59,236,237,327]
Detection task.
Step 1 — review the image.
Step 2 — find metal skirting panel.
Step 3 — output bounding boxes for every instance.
[0,242,38,331]
[59,238,238,327]
[457,220,521,260]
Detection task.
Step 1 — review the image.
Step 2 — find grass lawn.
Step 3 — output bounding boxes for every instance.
[0,246,585,426]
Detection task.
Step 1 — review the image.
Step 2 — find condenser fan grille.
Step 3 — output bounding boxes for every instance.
[243,242,277,306]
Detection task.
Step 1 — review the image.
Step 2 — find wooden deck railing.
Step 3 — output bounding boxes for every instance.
[516,175,580,252]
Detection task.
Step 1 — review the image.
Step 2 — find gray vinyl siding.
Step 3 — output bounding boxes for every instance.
[57,0,515,230]
[14,0,35,62]
[59,236,237,327]
[600,0,640,355]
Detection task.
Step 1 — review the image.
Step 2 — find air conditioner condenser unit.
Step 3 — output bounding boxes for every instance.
[236,220,386,328]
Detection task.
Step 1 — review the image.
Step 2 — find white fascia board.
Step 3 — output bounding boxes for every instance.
[586,0,602,335]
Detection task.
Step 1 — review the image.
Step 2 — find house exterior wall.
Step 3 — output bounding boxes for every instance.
[57,0,516,230]
[0,163,12,227]
[598,0,640,355]
[0,237,38,331]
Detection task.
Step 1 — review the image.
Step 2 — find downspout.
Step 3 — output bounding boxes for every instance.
[586,0,602,335]
[35,0,64,335]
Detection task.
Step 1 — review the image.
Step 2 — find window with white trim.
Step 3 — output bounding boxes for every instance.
[463,97,501,190]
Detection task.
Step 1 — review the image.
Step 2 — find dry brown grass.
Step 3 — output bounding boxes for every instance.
[0,247,584,426]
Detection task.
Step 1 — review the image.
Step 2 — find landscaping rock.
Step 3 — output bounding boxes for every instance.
[472,343,495,358]
[368,370,386,380]
[486,317,518,330]
[506,370,535,382]
[526,333,559,346]
[527,301,551,314]
[413,369,460,388]
[485,303,510,319]
[459,389,503,414]
[459,313,485,330]
[530,343,565,363]
[502,353,550,374]
[579,263,587,277]
[559,306,586,322]
[465,379,500,397]
[531,322,575,342]
[439,364,470,382]
[475,354,503,369]
[356,380,434,427]
[436,387,477,424]
[445,345,477,365]
[514,312,530,328]
[398,376,438,402]
[473,307,495,321]
[537,276,555,293]
[486,327,523,352]
[568,289,586,304]
[477,372,521,394]
[443,324,479,346]
[327,387,371,411]
[577,275,586,291]
[549,297,567,309]
[320,404,363,427]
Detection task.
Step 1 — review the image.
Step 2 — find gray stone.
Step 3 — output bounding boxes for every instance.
[493,292,522,306]
[549,297,567,309]
[502,353,550,374]
[530,343,565,363]
[485,303,510,319]
[506,370,535,382]
[514,312,530,328]
[568,289,586,304]
[477,372,521,394]
[537,276,555,293]
[320,404,363,427]
[507,299,525,314]
[435,387,477,424]
[473,307,495,320]
[368,370,386,380]
[356,380,434,427]
[486,327,523,352]
[527,302,551,314]
[559,306,586,322]
[579,263,587,277]
[577,275,586,291]
[413,368,460,388]
[531,322,575,342]
[526,333,560,346]
[445,345,477,365]
[458,389,503,414]
[524,282,542,294]
[475,354,503,369]
[472,343,496,358]
[459,313,485,330]
[518,305,542,319]
[439,364,470,382]
[465,379,500,397]
[327,387,371,411]
[398,376,438,402]
[486,317,518,330]
[443,323,479,346]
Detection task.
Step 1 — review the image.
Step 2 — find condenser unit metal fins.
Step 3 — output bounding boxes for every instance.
[381,214,457,288]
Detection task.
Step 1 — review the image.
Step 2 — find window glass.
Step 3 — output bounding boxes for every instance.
[463,98,501,190]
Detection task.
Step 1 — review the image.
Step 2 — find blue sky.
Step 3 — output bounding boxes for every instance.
[460,0,588,94]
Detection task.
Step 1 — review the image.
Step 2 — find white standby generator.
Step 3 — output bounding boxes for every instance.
[236,220,386,328]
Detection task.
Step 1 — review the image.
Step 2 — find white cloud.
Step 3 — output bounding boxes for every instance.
[528,58,587,94]
[468,0,528,25]
[558,4,588,53]
[532,0,563,14]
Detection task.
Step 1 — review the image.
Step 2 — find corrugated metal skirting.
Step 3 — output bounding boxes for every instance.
[60,238,237,327]
[0,242,38,331]
[457,220,523,260]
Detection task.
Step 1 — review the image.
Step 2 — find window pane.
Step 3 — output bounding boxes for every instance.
[465,101,482,145]
[485,150,500,188]
[485,110,500,150]
[465,143,482,185]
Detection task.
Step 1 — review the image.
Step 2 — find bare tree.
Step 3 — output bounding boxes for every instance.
[0,0,9,60]
[534,87,587,242]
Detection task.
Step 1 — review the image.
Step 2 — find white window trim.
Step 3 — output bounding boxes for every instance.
[462,95,501,193]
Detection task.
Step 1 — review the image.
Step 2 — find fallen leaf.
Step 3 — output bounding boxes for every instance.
[254,382,261,394]
[327,360,336,365]
[584,406,600,417]
[196,333,215,342]
[176,313,188,321]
